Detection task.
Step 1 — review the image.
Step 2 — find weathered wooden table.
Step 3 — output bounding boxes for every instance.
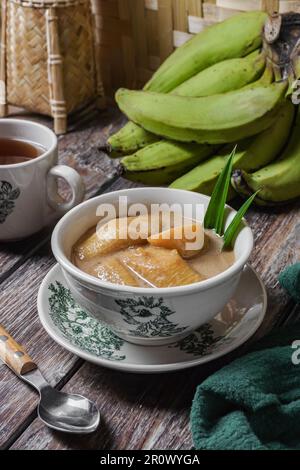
[0,107,299,450]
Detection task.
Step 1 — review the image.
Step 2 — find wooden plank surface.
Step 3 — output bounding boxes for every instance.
[246,203,299,331]
[0,109,299,450]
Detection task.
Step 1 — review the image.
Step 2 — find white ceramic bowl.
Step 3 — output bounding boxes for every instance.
[51,188,253,346]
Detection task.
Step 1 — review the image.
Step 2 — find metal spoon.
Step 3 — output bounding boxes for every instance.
[0,324,100,434]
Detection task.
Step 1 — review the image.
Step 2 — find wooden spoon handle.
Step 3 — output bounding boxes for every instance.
[0,324,37,375]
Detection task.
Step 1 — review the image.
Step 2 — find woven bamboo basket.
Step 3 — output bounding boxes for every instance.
[93,0,300,96]
[0,0,104,134]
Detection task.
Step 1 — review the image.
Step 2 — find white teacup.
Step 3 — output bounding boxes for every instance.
[0,119,85,241]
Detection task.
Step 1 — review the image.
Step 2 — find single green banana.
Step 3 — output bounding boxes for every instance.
[170,100,295,194]
[174,51,265,96]
[231,108,300,205]
[241,63,273,89]
[108,122,159,158]
[145,11,267,93]
[116,82,287,145]
[108,51,266,155]
[120,141,217,185]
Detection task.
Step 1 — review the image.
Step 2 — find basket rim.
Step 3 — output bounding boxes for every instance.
[8,0,89,7]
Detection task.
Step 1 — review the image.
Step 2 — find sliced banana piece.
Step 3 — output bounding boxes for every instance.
[148,223,204,259]
[120,245,203,287]
[73,217,140,261]
[85,257,140,287]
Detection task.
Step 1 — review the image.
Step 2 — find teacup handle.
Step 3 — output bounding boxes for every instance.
[47,165,85,214]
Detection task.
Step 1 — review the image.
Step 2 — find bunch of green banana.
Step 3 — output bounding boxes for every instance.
[118,67,278,187]
[116,81,287,144]
[170,101,295,194]
[231,108,300,205]
[119,141,218,185]
[105,10,300,205]
[108,51,266,155]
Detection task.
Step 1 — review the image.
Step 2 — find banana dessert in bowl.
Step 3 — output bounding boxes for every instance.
[72,215,235,288]
[51,188,253,346]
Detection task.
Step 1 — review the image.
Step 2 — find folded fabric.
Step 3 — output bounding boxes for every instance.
[191,264,300,450]
[279,262,300,304]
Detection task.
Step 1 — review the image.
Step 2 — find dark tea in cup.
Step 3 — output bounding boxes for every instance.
[0,138,45,165]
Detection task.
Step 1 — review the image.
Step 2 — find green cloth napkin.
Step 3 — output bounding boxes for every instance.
[191,263,300,450]
[279,262,300,304]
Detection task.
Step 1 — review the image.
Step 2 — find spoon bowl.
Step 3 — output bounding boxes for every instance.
[38,386,100,434]
[0,324,100,435]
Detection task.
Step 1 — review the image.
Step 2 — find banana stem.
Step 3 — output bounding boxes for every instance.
[264,12,300,84]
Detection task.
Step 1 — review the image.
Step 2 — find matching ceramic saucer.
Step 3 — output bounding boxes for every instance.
[37,264,267,374]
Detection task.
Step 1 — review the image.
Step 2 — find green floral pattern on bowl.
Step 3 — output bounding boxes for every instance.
[49,282,125,361]
[170,324,223,357]
[48,282,223,359]
[115,296,187,338]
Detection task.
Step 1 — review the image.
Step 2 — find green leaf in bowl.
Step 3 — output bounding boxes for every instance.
[223,191,259,249]
[204,146,236,235]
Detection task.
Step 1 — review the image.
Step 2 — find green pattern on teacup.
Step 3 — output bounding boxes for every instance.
[48,282,126,361]
[115,296,187,338]
[0,181,20,224]
[170,324,223,357]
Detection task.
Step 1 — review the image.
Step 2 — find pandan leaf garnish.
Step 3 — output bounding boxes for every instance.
[223,191,259,249]
[204,147,235,235]
[204,146,256,248]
